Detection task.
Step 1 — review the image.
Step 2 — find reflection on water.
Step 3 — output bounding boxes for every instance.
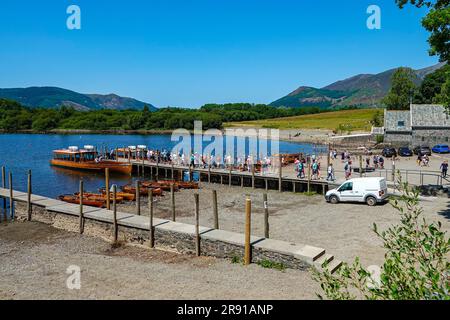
[0,133,318,198]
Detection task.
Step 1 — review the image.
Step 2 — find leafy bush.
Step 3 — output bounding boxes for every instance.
[312,177,449,300]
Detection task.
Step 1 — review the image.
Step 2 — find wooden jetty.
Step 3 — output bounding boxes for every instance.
[119,158,330,194]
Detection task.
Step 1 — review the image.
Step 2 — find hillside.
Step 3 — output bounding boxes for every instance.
[271,62,446,109]
[225,109,379,132]
[0,86,156,111]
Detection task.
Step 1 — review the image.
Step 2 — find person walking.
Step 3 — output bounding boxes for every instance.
[326,163,334,181]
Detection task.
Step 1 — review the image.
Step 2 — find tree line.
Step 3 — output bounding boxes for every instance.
[0,100,333,133]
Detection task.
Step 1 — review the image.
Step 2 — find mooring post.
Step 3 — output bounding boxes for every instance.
[136,180,141,216]
[171,183,175,222]
[79,180,84,234]
[263,193,269,238]
[212,190,218,229]
[278,154,282,193]
[2,166,6,221]
[208,164,211,183]
[194,193,200,257]
[156,158,159,181]
[9,172,14,221]
[27,170,32,221]
[244,196,252,266]
[113,185,118,243]
[105,168,110,210]
[148,189,154,248]
[229,165,232,187]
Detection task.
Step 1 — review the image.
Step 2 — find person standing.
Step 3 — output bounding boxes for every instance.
[440,160,448,178]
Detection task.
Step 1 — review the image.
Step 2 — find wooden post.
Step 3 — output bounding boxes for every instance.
[244,197,251,265]
[208,164,211,183]
[251,164,255,189]
[156,158,159,180]
[148,189,154,248]
[113,185,118,242]
[2,166,6,222]
[136,180,141,215]
[307,157,311,194]
[105,168,110,210]
[27,170,32,221]
[392,160,396,182]
[265,178,268,191]
[359,155,363,178]
[79,180,84,234]
[327,143,331,169]
[229,165,232,187]
[278,154,282,193]
[194,193,200,257]
[171,183,176,222]
[212,190,218,229]
[171,163,175,180]
[263,193,269,238]
[9,172,14,220]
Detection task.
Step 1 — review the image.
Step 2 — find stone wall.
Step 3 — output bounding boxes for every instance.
[11,199,329,272]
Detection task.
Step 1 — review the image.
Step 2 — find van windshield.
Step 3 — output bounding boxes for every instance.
[338,182,353,192]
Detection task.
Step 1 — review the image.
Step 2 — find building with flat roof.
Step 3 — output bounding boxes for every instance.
[384,104,450,146]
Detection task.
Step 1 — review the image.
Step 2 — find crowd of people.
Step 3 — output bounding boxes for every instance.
[113,146,450,182]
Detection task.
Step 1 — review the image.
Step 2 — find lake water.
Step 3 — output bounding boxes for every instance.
[0,134,321,199]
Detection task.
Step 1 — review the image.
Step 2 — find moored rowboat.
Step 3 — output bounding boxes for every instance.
[58,195,105,208]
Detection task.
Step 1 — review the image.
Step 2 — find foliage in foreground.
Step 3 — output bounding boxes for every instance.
[312,178,449,300]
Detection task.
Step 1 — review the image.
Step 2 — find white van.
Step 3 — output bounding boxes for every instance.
[325,177,388,206]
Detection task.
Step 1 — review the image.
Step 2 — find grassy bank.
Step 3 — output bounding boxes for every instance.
[224,109,381,132]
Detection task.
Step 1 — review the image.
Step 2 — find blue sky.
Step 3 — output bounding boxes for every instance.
[0,0,438,107]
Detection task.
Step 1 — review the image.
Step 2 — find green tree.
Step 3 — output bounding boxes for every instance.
[434,69,450,110]
[382,68,417,110]
[396,0,450,62]
[313,179,450,300]
[416,64,450,103]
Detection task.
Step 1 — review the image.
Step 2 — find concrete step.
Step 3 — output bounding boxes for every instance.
[326,259,343,274]
[314,253,334,268]
[313,253,343,274]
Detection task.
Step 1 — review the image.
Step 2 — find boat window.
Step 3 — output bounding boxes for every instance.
[338,182,353,192]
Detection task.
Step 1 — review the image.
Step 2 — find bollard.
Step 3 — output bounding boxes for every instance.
[136,180,141,215]
[229,165,232,187]
[27,170,32,221]
[244,197,252,265]
[194,193,200,257]
[212,190,218,229]
[263,194,269,238]
[149,189,154,248]
[171,183,176,222]
[79,180,84,234]
[113,185,118,242]
[105,168,110,210]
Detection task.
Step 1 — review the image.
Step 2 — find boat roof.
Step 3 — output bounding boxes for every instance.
[53,149,97,154]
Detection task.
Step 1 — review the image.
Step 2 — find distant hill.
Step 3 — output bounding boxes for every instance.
[0,86,157,111]
[271,62,446,109]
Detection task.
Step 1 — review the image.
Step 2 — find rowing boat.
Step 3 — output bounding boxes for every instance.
[58,195,105,208]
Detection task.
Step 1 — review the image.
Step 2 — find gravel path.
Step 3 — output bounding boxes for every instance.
[0,222,319,300]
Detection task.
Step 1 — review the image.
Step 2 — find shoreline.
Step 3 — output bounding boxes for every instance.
[0,127,372,146]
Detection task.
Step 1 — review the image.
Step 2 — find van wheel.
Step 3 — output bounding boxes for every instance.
[366,196,377,206]
[329,195,339,204]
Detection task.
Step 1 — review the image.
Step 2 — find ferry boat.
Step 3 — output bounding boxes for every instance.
[50,146,132,174]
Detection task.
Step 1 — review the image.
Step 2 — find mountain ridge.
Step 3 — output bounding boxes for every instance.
[271,62,446,109]
[0,86,157,111]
